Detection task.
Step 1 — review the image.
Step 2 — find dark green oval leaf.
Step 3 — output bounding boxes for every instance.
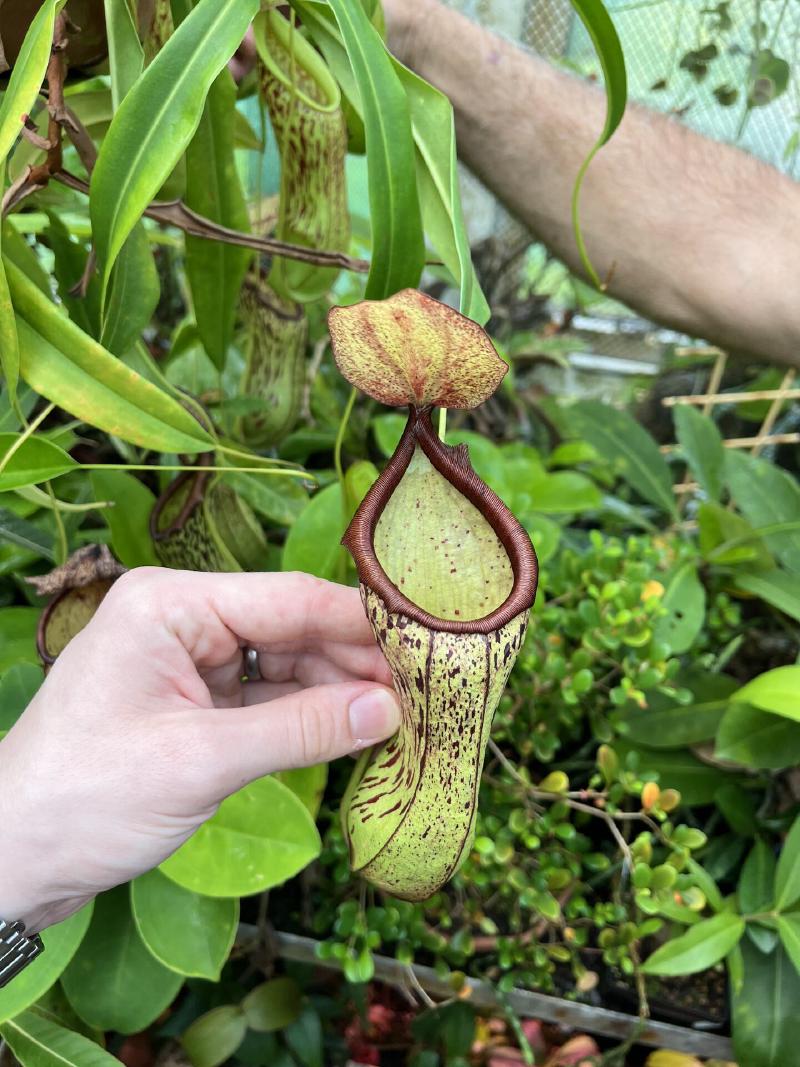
[0,904,93,1024]
[131,869,238,980]
[61,887,183,1034]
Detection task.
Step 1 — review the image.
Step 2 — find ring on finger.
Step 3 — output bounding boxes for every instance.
[243,646,262,682]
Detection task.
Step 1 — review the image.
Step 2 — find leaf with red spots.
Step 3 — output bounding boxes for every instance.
[328,289,506,409]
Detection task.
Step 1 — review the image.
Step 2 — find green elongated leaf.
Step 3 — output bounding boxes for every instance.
[159,775,321,897]
[131,869,238,980]
[0,0,62,162]
[0,905,93,1024]
[0,661,42,731]
[1,222,50,294]
[733,941,800,1067]
[674,405,724,501]
[735,666,800,721]
[725,450,800,573]
[738,838,776,914]
[653,561,706,655]
[0,1008,120,1067]
[567,0,627,288]
[568,401,677,516]
[62,886,184,1034]
[716,783,758,837]
[642,912,744,976]
[89,0,259,292]
[736,570,800,624]
[227,472,308,528]
[0,382,36,431]
[282,483,344,580]
[617,671,736,748]
[295,1,487,322]
[0,505,55,561]
[0,195,20,401]
[0,433,77,491]
[6,258,212,453]
[234,109,263,151]
[0,606,39,672]
[44,212,101,339]
[90,470,158,567]
[241,978,302,1032]
[104,0,144,110]
[100,224,160,357]
[182,1006,247,1067]
[777,915,800,975]
[716,703,800,770]
[323,0,425,298]
[184,69,251,369]
[775,812,800,911]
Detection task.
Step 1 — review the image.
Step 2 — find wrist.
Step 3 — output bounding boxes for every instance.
[0,738,79,933]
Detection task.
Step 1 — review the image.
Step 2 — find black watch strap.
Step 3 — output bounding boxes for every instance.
[0,918,44,988]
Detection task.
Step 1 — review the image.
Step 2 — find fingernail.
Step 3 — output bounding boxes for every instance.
[349,689,400,747]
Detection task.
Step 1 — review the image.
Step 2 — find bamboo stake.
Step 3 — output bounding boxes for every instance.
[752,369,796,456]
[663,432,800,454]
[662,386,800,407]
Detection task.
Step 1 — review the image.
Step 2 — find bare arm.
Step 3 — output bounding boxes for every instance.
[387,0,800,368]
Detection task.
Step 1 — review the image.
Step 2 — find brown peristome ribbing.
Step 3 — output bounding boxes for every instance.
[342,407,538,634]
[149,469,212,541]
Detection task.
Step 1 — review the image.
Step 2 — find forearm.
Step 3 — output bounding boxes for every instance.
[398,2,800,367]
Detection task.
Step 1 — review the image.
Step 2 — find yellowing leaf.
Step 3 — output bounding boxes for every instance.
[328,289,506,409]
[645,1052,703,1067]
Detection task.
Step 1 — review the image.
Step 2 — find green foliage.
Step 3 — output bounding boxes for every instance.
[158,776,321,896]
[90,0,259,293]
[1,0,799,1063]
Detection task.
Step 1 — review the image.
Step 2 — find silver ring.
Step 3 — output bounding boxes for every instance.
[243,647,262,682]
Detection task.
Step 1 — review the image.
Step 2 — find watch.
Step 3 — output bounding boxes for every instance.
[0,918,44,988]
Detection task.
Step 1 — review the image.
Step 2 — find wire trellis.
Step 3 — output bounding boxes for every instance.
[659,350,799,495]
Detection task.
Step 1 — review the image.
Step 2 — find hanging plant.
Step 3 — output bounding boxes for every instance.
[330,289,538,901]
[253,7,349,303]
[150,464,268,572]
[30,545,126,667]
[238,274,308,447]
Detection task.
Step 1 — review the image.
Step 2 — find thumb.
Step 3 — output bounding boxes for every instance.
[208,682,401,793]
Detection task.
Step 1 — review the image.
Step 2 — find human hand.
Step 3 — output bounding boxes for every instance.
[0,569,400,932]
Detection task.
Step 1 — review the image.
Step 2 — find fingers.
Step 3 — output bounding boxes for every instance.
[204,681,401,793]
[96,569,376,672]
[201,646,391,708]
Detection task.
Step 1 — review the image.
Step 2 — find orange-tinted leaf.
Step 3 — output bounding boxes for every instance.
[328,288,506,409]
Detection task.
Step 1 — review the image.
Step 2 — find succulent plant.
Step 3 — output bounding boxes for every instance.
[330,289,538,900]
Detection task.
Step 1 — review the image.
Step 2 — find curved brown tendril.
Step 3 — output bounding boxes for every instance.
[342,408,538,634]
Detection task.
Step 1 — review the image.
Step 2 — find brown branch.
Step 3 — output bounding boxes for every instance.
[63,107,98,173]
[21,118,52,151]
[1,166,46,215]
[54,170,371,273]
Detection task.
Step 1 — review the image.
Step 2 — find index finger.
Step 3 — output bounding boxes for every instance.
[97,569,376,669]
